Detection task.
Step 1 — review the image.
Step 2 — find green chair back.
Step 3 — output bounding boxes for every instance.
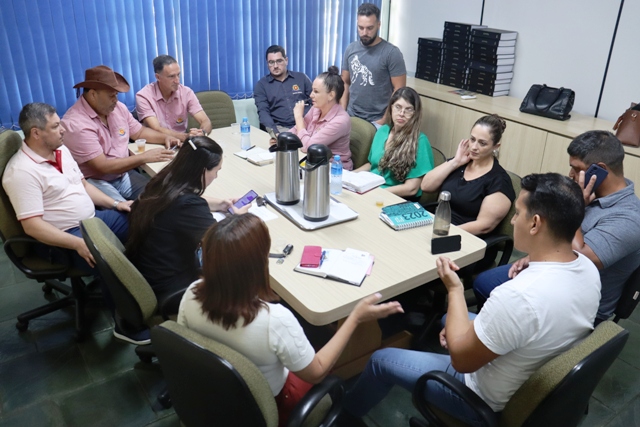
[0,130,27,255]
[418,146,447,207]
[349,117,377,170]
[188,90,236,130]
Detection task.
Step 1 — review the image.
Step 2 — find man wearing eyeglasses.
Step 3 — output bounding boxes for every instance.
[254,45,312,134]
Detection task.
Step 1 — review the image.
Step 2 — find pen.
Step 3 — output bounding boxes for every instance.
[320,250,326,267]
[246,145,256,151]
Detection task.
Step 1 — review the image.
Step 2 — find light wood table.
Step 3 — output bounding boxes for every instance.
[130,126,487,376]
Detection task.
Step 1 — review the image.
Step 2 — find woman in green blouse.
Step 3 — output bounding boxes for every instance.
[355,87,434,200]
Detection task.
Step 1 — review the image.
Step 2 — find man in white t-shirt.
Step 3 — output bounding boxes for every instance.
[343,173,601,425]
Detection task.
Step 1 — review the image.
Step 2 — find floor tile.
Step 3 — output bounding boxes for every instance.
[0,282,60,324]
[133,363,175,417]
[0,399,66,427]
[78,328,142,382]
[57,372,157,427]
[145,412,180,427]
[579,397,616,427]
[593,359,640,412]
[0,345,92,412]
[603,395,640,427]
[617,319,640,370]
[0,318,37,364]
[364,385,421,427]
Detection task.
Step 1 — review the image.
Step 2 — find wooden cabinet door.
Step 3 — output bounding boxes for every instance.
[420,97,456,157]
[498,121,547,177]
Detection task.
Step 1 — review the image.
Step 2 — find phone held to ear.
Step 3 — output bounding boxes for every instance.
[229,189,258,213]
[584,164,608,193]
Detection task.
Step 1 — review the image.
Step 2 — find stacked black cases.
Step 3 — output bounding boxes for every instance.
[416,38,443,83]
[467,28,517,96]
[439,22,485,89]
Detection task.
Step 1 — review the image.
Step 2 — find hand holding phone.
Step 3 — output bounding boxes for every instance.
[584,164,608,193]
[229,190,258,213]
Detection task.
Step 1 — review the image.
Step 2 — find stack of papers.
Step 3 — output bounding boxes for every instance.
[342,170,386,194]
[294,248,373,286]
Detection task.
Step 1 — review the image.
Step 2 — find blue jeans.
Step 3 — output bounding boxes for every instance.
[88,170,148,202]
[473,264,512,307]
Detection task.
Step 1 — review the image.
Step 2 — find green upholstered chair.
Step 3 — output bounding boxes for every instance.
[80,217,181,362]
[0,130,93,341]
[188,90,236,130]
[410,320,629,427]
[349,117,377,170]
[151,320,345,427]
[418,146,447,207]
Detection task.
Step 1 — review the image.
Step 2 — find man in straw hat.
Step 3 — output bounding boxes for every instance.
[62,65,179,202]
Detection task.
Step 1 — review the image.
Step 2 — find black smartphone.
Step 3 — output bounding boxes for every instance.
[229,190,258,213]
[584,164,608,192]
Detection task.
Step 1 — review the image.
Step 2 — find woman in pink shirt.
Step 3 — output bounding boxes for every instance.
[290,66,353,170]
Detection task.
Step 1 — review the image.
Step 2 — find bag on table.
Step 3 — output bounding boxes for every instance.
[613,103,640,147]
[519,84,575,121]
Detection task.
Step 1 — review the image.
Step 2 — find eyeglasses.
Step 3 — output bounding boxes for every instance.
[267,59,285,67]
[392,104,415,117]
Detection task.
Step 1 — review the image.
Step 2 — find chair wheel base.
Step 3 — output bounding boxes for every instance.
[16,321,29,331]
[158,392,172,408]
[42,283,54,294]
[138,354,153,364]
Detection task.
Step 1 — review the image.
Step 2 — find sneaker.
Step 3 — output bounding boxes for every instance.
[113,325,151,345]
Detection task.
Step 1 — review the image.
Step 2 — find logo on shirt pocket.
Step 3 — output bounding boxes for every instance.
[118,128,126,137]
[292,84,300,91]
[176,117,184,124]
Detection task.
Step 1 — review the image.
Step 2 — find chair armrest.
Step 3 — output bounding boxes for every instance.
[482,233,514,267]
[412,371,497,427]
[3,236,69,277]
[288,375,345,427]
[158,287,188,319]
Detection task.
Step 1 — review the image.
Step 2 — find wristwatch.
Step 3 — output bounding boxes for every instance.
[112,200,119,210]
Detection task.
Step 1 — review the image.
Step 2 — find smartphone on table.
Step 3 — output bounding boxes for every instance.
[228,190,258,213]
[584,164,608,193]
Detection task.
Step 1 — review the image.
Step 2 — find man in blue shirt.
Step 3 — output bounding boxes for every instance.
[254,45,312,134]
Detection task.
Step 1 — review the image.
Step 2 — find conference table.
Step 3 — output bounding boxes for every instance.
[130,126,486,377]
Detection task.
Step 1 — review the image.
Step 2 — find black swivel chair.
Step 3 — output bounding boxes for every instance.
[0,130,93,341]
[613,264,640,322]
[152,320,345,427]
[410,320,628,427]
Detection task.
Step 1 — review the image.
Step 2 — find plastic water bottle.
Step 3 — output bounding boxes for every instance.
[330,155,343,195]
[240,117,251,149]
[433,191,451,236]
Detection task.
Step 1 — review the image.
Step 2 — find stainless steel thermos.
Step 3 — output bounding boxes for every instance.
[270,132,303,205]
[302,144,332,221]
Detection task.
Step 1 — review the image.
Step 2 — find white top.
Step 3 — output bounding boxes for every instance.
[2,142,95,231]
[178,280,316,395]
[466,252,601,411]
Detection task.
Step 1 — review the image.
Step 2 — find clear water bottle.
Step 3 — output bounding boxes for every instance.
[433,191,451,236]
[330,155,343,195]
[240,117,251,149]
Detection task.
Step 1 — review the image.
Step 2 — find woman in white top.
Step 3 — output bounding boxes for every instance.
[178,214,402,426]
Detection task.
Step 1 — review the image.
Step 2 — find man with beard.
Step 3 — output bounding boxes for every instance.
[341,3,406,127]
[254,45,312,134]
[62,65,178,202]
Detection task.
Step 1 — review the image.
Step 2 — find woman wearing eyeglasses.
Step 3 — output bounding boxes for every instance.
[125,137,249,320]
[355,87,434,200]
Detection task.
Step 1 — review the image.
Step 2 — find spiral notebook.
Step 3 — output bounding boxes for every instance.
[379,201,434,231]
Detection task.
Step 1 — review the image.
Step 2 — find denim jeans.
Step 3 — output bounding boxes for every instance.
[88,170,149,202]
[472,264,512,307]
[344,347,492,426]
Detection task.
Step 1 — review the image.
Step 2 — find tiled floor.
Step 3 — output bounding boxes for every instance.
[0,246,639,426]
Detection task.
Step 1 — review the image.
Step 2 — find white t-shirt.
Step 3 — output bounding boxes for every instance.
[466,252,601,412]
[178,280,316,395]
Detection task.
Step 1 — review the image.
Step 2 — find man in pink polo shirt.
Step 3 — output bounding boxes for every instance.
[136,55,212,142]
[62,65,179,202]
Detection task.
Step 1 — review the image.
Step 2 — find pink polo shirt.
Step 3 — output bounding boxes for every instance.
[61,96,143,181]
[291,103,353,170]
[135,82,204,133]
[2,143,95,232]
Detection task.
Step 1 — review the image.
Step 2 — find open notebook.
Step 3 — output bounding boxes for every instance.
[294,248,373,286]
[234,147,275,166]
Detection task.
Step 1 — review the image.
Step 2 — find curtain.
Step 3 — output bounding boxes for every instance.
[0,0,381,129]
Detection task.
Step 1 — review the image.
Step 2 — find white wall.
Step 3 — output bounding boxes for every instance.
[388,0,640,122]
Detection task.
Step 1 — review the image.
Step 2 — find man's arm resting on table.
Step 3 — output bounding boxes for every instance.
[21,216,95,267]
[191,110,212,135]
[83,180,132,212]
[141,116,188,142]
[438,257,499,373]
[131,126,179,148]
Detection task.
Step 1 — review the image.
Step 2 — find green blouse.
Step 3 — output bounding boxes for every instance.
[368,125,434,197]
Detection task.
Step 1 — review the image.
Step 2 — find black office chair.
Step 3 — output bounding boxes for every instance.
[613,264,640,323]
[410,320,628,427]
[0,130,93,341]
[152,320,345,427]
